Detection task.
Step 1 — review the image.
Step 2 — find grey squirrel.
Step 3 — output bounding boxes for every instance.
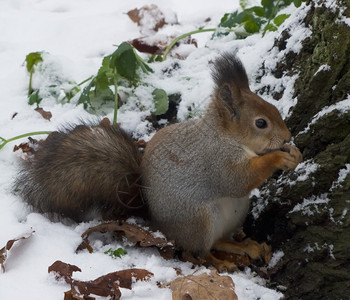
[15,53,302,270]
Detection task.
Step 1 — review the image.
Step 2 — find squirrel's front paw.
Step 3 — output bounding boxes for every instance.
[273,144,302,170]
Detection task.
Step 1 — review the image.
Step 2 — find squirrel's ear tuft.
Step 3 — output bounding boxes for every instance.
[211,53,250,92]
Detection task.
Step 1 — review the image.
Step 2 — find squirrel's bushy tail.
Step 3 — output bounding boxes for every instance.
[14,120,144,221]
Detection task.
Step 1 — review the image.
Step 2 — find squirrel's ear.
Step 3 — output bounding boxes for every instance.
[218,83,241,119]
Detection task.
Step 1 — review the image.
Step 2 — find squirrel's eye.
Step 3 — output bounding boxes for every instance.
[255,119,268,129]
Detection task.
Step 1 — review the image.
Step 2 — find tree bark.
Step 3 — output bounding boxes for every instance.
[244,1,350,299]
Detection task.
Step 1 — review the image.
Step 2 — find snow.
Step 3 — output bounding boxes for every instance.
[267,250,285,269]
[330,164,350,191]
[289,194,330,216]
[298,96,350,135]
[0,0,317,299]
[288,159,319,186]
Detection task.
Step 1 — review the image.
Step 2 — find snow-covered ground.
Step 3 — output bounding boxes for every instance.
[0,0,308,299]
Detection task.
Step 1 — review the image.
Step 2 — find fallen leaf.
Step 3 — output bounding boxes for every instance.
[49,260,153,300]
[13,137,41,159]
[211,250,251,269]
[35,107,52,120]
[130,35,197,57]
[168,269,238,300]
[0,231,34,272]
[130,37,168,55]
[127,5,177,34]
[64,289,95,300]
[48,260,82,283]
[210,238,272,271]
[76,221,174,260]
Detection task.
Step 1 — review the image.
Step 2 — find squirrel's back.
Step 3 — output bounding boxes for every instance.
[15,120,143,221]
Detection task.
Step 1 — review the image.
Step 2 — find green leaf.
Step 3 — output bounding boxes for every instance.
[264,23,278,32]
[98,55,114,82]
[104,247,127,258]
[244,19,260,33]
[94,71,114,103]
[273,14,290,26]
[133,48,153,74]
[242,13,261,33]
[62,84,81,102]
[261,0,274,8]
[110,42,138,81]
[293,0,302,7]
[245,6,265,17]
[239,0,249,9]
[25,52,43,73]
[219,11,247,28]
[152,88,169,115]
[77,78,95,109]
[261,0,275,18]
[28,90,42,106]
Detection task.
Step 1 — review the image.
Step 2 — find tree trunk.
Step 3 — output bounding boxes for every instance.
[244,0,350,299]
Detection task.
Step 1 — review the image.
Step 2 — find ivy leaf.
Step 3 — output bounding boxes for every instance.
[152,88,168,115]
[273,14,290,26]
[25,52,43,73]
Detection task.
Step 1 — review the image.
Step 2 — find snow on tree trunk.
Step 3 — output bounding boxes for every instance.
[244,0,350,298]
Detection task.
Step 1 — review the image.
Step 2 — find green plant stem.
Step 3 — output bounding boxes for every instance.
[28,70,33,97]
[262,0,282,37]
[162,27,243,61]
[0,131,52,150]
[162,28,217,61]
[77,75,94,87]
[113,70,119,126]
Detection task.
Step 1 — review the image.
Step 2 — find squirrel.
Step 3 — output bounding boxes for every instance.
[15,53,302,270]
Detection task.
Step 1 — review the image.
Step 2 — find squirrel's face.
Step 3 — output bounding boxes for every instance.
[215,86,291,156]
[238,91,291,156]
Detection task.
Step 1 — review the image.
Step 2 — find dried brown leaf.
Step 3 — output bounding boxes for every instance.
[130,35,197,57]
[169,269,238,300]
[13,137,41,159]
[210,237,272,271]
[0,231,34,272]
[35,107,52,120]
[48,260,82,283]
[64,289,96,300]
[76,221,174,259]
[49,260,152,300]
[211,250,251,268]
[130,38,165,55]
[127,5,168,33]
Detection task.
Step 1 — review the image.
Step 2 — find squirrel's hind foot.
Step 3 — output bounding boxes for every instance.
[204,253,239,273]
[212,238,272,265]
